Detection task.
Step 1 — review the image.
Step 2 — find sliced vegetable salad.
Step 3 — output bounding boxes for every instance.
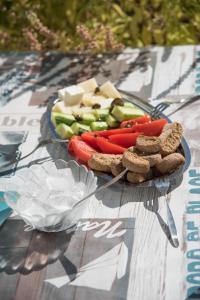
[51,77,168,164]
[68,118,168,163]
[51,77,145,139]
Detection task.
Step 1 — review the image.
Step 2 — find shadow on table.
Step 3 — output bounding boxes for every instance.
[144,197,177,248]
[94,174,183,248]
[0,218,134,300]
[94,172,183,205]
[0,220,75,275]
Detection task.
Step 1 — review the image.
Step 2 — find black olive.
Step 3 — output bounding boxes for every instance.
[111,98,124,107]
[92,103,101,109]
[109,98,124,113]
[76,115,82,121]
[94,87,100,94]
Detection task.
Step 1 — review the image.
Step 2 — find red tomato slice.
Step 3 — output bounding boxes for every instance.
[68,136,80,155]
[108,132,142,148]
[91,127,134,137]
[132,119,167,136]
[81,132,100,151]
[68,137,97,163]
[96,137,126,154]
[120,115,151,128]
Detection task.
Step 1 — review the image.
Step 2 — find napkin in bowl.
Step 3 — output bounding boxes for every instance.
[1,160,97,232]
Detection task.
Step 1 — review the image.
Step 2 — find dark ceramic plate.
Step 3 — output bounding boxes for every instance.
[47,92,191,191]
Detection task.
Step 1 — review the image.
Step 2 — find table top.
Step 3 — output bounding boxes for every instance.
[0,46,200,300]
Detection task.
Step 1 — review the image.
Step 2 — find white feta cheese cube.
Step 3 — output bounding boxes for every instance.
[52,101,73,114]
[100,81,122,98]
[58,89,66,101]
[78,78,98,93]
[58,85,84,105]
[82,93,107,106]
[98,98,114,109]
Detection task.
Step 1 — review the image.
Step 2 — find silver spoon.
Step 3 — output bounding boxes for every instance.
[73,168,128,208]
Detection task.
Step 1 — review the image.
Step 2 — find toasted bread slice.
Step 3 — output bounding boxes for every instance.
[88,153,122,173]
[127,169,153,183]
[111,160,125,177]
[159,122,183,156]
[156,153,185,174]
[128,146,140,154]
[127,172,146,183]
[122,151,150,174]
[141,153,162,167]
[128,147,162,167]
[136,135,160,154]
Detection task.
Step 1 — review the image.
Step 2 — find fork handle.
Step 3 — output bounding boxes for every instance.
[167,94,200,117]
[165,193,179,247]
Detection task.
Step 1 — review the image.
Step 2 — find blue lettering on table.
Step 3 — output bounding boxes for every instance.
[187,286,200,299]
[188,262,200,272]
[187,222,199,231]
[187,232,200,242]
[186,169,200,299]
[189,170,200,178]
[189,178,200,186]
[187,273,200,285]
[187,249,200,260]
[186,202,200,214]
[190,188,200,194]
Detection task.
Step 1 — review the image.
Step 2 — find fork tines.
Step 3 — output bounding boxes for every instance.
[150,102,170,120]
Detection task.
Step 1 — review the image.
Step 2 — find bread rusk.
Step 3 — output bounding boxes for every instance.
[141,153,162,167]
[156,153,185,174]
[111,160,125,177]
[127,172,146,183]
[127,169,153,183]
[136,135,160,154]
[122,151,150,174]
[88,153,122,173]
[128,146,162,167]
[159,122,183,156]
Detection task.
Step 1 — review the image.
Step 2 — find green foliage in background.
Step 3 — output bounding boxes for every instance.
[1,0,200,51]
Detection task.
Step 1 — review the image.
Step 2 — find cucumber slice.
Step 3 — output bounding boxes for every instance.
[71,122,90,135]
[55,123,73,139]
[93,109,109,121]
[106,115,119,128]
[51,112,75,126]
[124,102,135,108]
[91,121,108,131]
[111,105,144,122]
[81,113,96,125]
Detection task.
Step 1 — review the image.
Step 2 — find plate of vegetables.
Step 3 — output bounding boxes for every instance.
[48,78,191,188]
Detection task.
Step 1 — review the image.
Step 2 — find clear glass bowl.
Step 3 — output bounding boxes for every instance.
[1,160,97,232]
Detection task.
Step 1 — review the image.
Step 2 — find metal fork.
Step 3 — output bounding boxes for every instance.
[0,138,68,171]
[150,102,170,119]
[150,94,200,118]
[165,192,179,247]
[167,94,200,116]
[119,89,200,117]
[148,100,180,246]
[144,195,179,247]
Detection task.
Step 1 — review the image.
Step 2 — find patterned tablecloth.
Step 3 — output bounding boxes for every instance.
[0,46,200,300]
